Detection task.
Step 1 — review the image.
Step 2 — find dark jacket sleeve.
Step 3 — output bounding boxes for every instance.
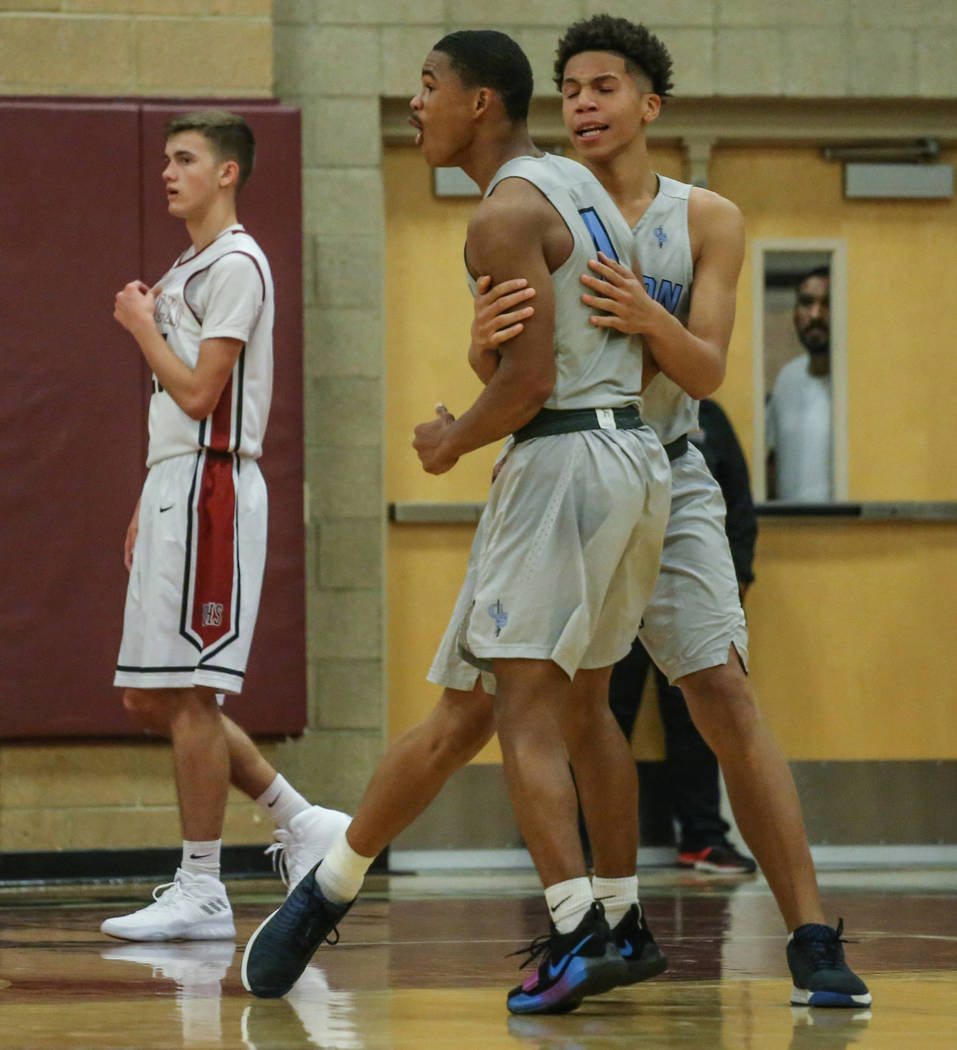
[698,399,757,584]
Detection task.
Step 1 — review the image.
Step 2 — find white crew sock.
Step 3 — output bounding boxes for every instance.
[591,874,639,928]
[256,773,311,830]
[315,831,374,904]
[181,839,222,879]
[545,876,594,934]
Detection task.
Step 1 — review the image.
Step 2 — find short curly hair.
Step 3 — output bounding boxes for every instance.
[553,15,674,98]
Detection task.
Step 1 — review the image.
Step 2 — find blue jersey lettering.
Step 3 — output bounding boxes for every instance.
[656,279,682,314]
[578,208,619,262]
[643,276,684,315]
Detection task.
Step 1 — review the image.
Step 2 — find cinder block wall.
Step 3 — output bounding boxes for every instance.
[3,0,957,857]
[0,0,273,96]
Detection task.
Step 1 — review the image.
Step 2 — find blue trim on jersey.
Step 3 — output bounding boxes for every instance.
[578,207,619,262]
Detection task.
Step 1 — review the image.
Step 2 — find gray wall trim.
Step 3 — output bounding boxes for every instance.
[791,760,957,845]
[390,844,957,873]
[757,501,957,520]
[392,760,957,851]
[390,502,485,523]
[390,501,957,523]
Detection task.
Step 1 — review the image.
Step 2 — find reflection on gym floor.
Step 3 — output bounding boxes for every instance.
[1,866,955,1048]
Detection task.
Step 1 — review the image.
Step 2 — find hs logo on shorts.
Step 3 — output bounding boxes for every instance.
[488,600,508,637]
[202,602,224,627]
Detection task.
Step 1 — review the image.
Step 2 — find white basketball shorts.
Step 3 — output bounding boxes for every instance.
[114,450,267,695]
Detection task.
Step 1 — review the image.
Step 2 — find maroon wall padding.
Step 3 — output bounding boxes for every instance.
[0,100,306,738]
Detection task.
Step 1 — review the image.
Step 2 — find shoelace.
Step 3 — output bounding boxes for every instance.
[150,878,184,906]
[301,918,341,948]
[509,931,553,970]
[265,834,291,887]
[801,918,849,968]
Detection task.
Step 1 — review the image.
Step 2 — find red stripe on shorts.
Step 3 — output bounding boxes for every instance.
[191,452,236,648]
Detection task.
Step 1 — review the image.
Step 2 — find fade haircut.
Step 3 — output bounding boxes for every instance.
[433,30,534,123]
[554,15,674,98]
[164,110,256,192]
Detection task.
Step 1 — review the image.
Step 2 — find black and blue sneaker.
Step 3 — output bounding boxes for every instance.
[610,903,668,984]
[506,901,628,1015]
[787,919,872,1008]
[241,862,352,999]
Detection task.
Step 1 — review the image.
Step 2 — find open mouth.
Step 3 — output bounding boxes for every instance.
[408,115,423,146]
[576,124,608,140]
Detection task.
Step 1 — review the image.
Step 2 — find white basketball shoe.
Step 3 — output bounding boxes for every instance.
[100,868,235,941]
[265,805,352,894]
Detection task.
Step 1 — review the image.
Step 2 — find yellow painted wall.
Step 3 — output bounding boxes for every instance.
[749,519,957,760]
[712,145,957,499]
[385,142,957,763]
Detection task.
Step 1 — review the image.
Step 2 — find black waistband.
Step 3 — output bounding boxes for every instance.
[513,406,643,444]
[511,407,688,462]
[664,433,688,461]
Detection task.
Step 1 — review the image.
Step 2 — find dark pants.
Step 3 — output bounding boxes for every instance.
[609,637,729,852]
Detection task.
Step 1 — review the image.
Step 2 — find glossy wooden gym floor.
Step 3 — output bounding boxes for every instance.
[1,866,955,1049]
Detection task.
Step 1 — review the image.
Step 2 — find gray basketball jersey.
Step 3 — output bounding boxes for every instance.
[633,175,698,445]
[476,153,643,410]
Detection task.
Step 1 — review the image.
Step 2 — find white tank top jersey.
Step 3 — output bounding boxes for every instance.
[632,175,699,446]
[476,153,644,410]
[146,224,274,467]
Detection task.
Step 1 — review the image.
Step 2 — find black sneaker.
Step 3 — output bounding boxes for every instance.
[506,901,628,1015]
[241,862,352,999]
[610,903,668,984]
[677,843,757,875]
[787,919,872,1008]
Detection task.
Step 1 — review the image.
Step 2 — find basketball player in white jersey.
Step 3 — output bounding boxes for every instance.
[469,15,870,1010]
[242,31,672,1013]
[102,111,348,942]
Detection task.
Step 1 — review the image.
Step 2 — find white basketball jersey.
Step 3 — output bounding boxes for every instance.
[633,175,698,445]
[478,153,644,409]
[146,225,274,466]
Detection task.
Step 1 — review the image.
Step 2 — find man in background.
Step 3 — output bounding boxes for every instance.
[766,267,832,501]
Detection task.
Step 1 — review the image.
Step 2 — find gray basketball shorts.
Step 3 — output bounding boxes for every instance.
[637,442,749,684]
[428,426,671,691]
[114,450,267,695]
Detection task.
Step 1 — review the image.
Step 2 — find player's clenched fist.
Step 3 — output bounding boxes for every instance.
[413,403,459,475]
[114,280,157,335]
